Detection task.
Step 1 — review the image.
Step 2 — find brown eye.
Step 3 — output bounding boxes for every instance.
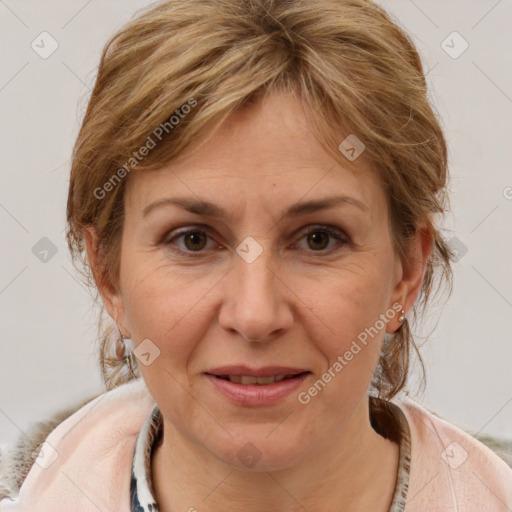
[296,225,349,254]
[165,227,215,255]
[182,230,208,251]
[307,231,330,251]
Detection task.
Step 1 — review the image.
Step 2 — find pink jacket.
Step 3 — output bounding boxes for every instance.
[1,378,511,511]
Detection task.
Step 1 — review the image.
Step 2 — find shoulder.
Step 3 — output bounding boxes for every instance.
[0,378,155,509]
[0,399,90,500]
[394,395,512,511]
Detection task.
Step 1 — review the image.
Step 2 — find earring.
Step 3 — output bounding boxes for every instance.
[116,328,137,377]
[115,330,127,360]
[398,309,406,323]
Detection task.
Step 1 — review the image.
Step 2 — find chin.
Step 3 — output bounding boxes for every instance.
[207,424,311,472]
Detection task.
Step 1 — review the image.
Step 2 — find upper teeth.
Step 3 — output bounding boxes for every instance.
[224,375,292,384]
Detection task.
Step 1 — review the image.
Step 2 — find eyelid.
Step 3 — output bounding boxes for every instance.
[298,224,348,239]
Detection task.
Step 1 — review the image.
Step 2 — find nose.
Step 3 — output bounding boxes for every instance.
[218,245,294,343]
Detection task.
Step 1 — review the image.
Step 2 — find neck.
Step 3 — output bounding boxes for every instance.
[152,397,399,512]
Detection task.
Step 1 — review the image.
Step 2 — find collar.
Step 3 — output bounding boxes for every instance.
[130,397,412,512]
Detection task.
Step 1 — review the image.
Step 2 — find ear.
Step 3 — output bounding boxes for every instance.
[386,223,434,333]
[84,226,132,338]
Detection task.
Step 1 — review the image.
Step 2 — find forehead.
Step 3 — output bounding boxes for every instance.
[125,91,386,220]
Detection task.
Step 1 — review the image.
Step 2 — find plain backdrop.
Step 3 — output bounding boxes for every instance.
[1,0,511,450]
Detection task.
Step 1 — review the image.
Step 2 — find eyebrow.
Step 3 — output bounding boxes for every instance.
[142,194,369,219]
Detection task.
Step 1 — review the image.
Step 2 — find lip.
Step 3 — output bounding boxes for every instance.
[205,365,309,377]
[203,371,311,406]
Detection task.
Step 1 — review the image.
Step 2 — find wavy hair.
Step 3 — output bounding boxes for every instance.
[66,0,454,397]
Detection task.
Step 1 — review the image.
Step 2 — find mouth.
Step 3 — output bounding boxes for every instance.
[209,373,308,385]
[203,366,311,406]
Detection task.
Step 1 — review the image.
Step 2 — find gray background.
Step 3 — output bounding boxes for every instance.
[1,0,511,450]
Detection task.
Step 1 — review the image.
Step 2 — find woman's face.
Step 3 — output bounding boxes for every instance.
[102,91,425,470]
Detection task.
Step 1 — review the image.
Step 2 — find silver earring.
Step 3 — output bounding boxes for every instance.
[116,329,137,376]
[115,331,127,360]
[398,309,405,323]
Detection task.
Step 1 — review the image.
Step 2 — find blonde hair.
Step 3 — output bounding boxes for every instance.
[66,0,454,397]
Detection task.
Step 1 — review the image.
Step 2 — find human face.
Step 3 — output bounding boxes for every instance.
[110,91,405,470]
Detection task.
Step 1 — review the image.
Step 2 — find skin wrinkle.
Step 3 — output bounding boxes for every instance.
[89,91,431,511]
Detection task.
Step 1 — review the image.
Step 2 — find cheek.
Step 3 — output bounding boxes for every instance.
[120,253,220,356]
[307,260,391,335]
[298,257,394,387]
[296,270,391,416]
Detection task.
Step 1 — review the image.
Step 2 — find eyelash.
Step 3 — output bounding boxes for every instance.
[163,224,350,257]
